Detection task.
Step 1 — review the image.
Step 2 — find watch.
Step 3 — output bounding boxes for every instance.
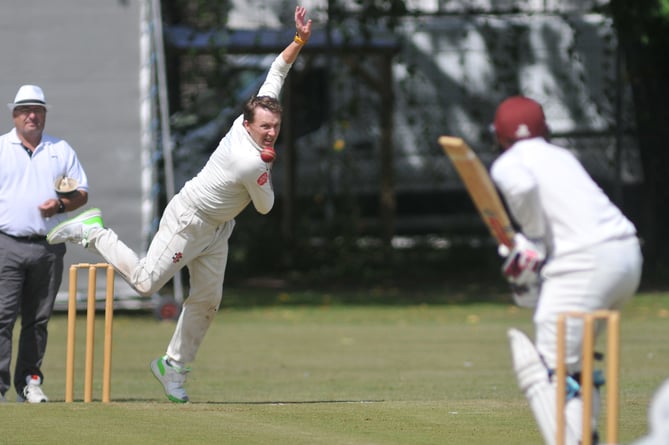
[57,199,66,213]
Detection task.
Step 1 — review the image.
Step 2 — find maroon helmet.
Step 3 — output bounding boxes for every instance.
[493,96,549,149]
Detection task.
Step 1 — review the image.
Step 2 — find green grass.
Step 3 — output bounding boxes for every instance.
[3,292,669,444]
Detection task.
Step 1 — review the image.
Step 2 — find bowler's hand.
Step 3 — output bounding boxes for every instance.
[295,6,312,42]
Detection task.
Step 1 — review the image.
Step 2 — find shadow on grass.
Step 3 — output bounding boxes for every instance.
[83,398,385,404]
[204,399,385,405]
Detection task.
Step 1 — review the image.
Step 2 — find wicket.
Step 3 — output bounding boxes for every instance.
[556,310,620,445]
[66,263,115,403]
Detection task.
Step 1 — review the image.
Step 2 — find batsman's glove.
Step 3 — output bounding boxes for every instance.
[500,233,545,284]
[499,234,545,307]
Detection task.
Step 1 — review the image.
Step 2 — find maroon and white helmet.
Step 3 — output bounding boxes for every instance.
[493,96,549,149]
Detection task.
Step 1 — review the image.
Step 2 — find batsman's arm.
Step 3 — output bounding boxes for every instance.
[490,153,547,242]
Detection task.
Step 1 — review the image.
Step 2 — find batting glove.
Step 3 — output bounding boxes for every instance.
[500,233,545,286]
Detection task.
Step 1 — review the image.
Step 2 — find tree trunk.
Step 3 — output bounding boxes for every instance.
[621,40,669,275]
[610,0,669,279]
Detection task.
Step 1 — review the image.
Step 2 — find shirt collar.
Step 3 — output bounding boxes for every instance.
[9,127,44,153]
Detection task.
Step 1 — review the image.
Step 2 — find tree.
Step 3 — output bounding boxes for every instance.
[608,0,669,279]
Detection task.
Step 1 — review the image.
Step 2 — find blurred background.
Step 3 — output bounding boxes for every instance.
[1,0,666,308]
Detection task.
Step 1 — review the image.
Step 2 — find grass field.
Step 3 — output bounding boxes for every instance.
[3,291,669,444]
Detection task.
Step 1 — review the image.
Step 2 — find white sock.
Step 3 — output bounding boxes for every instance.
[166,358,186,370]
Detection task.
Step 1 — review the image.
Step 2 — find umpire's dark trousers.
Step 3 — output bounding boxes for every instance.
[0,232,65,398]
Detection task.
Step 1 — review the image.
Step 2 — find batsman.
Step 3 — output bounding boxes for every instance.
[490,96,642,444]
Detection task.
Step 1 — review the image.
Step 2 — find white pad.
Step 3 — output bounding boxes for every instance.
[508,328,583,445]
[649,379,669,439]
[632,378,669,445]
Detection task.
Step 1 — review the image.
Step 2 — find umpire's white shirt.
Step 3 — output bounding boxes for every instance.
[0,128,88,236]
[490,137,636,258]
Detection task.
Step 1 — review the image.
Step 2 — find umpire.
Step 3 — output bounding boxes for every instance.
[0,85,89,402]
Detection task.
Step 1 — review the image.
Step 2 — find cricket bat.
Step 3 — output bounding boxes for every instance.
[438,136,516,248]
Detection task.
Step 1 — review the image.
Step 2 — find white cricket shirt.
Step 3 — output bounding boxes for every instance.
[179,55,292,223]
[491,137,636,258]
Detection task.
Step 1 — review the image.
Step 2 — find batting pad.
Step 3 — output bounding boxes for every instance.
[508,328,583,445]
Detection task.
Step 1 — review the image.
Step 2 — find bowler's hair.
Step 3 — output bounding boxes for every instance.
[243,95,283,123]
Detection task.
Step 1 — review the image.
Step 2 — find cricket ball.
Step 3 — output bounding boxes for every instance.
[261,147,276,163]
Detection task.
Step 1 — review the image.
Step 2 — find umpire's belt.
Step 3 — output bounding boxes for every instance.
[0,230,47,241]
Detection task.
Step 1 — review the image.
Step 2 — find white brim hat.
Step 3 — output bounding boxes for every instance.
[7,84,50,111]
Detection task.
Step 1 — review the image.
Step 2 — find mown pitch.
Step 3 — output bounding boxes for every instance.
[4,292,668,444]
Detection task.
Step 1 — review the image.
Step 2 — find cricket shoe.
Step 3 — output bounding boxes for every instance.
[150,356,190,403]
[46,208,104,247]
[17,375,48,403]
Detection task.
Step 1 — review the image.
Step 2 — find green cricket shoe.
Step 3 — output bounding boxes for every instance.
[46,208,104,247]
[150,356,190,403]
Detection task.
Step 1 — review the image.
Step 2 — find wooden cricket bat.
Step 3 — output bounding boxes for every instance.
[438,136,516,248]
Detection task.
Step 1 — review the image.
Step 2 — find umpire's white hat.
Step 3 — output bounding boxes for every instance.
[7,84,50,111]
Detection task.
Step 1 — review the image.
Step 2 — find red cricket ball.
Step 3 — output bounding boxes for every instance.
[260,146,276,163]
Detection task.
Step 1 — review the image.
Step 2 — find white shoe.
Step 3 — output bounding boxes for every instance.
[150,356,190,403]
[17,375,48,403]
[46,208,104,247]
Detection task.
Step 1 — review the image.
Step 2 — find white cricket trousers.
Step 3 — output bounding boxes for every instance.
[534,236,642,374]
[90,193,235,363]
